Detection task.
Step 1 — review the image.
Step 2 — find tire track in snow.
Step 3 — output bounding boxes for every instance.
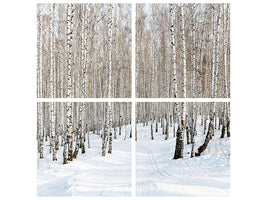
[138,144,178,181]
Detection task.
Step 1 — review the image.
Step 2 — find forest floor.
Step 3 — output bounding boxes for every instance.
[37,125,132,196]
[136,116,230,196]
[37,117,230,196]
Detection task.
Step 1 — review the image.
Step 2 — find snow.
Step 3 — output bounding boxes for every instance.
[37,125,132,196]
[136,116,230,196]
[37,117,230,197]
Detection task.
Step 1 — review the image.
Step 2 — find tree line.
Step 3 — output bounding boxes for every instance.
[136,102,230,158]
[136,3,230,98]
[37,3,131,98]
[36,3,231,163]
[37,102,131,164]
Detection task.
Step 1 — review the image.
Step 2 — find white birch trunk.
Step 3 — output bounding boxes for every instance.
[178,4,187,159]
[210,3,221,118]
[164,104,169,140]
[210,4,216,98]
[64,3,74,164]
[170,4,181,129]
[102,4,113,156]
[190,4,197,157]
[37,5,44,158]
[212,4,221,100]
[171,4,186,159]
[221,4,229,138]
[107,3,114,154]
[223,4,228,99]
[39,103,44,159]
[81,4,88,152]
[49,4,57,161]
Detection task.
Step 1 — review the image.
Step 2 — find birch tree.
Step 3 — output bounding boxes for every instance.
[38,102,131,163]
[169,4,181,152]
[102,4,114,156]
[49,3,57,161]
[174,3,186,159]
[64,3,74,164]
[195,4,221,157]
[135,102,230,159]
[190,3,197,157]
[221,4,230,138]
[135,3,230,98]
[37,4,131,98]
[107,4,114,154]
[37,4,44,159]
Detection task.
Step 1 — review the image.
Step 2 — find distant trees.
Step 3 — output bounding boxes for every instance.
[135,102,230,157]
[135,3,230,98]
[36,3,231,163]
[37,102,131,163]
[135,3,230,159]
[195,4,222,157]
[37,3,131,98]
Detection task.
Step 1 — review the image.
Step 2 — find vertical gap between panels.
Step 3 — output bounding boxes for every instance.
[131,2,136,197]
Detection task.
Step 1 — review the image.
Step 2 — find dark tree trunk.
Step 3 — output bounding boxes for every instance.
[81,130,85,154]
[227,120,230,137]
[195,116,214,157]
[73,128,79,159]
[151,122,154,140]
[68,135,73,161]
[190,124,196,158]
[220,124,226,138]
[73,143,79,159]
[191,128,195,158]
[165,118,169,140]
[186,126,190,144]
[129,127,132,138]
[114,127,117,139]
[173,123,183,159]
[204,117,207,134]
[173,124,176,137]
[162,118,165,135]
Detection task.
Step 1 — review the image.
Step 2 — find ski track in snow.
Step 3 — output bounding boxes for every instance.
[37,125,132,196]
[136,116,230,196]
[37,118,230,196]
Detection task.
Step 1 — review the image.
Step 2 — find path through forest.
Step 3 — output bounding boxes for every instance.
[136,118,230,196]
[37,126,132,196]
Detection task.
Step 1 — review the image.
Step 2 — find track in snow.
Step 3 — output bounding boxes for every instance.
[37,126,132,197]
[135,120,230,196]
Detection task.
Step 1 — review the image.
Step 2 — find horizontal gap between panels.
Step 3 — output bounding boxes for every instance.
[36,98,230,103]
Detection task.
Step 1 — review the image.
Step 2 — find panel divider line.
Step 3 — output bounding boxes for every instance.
[131,2,136,197]
[36,98,133,102]
[133,98,231,102]
[36,98,230,103]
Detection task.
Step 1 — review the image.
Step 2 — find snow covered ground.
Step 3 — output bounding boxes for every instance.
[37,117,230,197]
[37,125,132,196]
[136,116,230,196]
